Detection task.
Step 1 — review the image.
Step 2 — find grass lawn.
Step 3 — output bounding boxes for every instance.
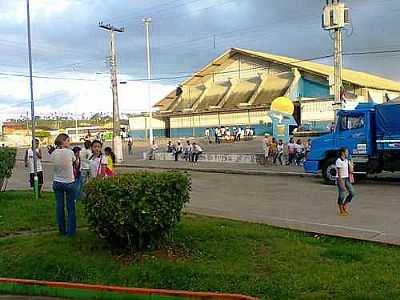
[0,191,87,236]
[1,191,400,300]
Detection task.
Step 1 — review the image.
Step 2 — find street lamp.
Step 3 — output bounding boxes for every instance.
[26,0,39,200]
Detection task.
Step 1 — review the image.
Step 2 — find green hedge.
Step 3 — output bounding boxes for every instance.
[0,147,17,191]
[83,171,191,250]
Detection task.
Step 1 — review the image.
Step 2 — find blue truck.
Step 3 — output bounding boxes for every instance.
[304,99,400,183]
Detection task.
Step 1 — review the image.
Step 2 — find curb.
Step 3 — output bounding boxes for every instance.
[0,278,258,300]
[115,163,317,178]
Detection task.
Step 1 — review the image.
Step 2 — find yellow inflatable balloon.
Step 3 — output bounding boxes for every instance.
[270,96,294,115]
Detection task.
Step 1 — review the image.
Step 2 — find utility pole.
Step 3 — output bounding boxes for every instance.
[144,17,153,145]
[75,114,79,143]
[322,0,349,122]
[334,26,342,115]
[99,22,124,162]
[26,0,38,200]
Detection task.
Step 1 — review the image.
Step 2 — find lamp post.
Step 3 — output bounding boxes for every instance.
[26,0,38,200]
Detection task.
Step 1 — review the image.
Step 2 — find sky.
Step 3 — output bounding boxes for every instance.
[0,0,399,120]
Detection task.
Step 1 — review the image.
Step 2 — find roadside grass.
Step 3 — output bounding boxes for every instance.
[1,191,400,300]
[0,191,87,236]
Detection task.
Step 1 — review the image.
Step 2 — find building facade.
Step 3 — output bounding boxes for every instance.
[129,48,400,138]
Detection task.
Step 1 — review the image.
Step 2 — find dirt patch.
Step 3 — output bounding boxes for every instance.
[113,244,191,266]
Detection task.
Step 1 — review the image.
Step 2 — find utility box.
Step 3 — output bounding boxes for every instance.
[322,3,349,30]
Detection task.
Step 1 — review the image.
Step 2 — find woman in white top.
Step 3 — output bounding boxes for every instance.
[89,140,107,178]
[48,133,76,237]
[336,147,355,215]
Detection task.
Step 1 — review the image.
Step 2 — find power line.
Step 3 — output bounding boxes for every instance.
[106,0,205,24]
[0,71,102,82]
[344,49,400,56]
[1,49,400,83]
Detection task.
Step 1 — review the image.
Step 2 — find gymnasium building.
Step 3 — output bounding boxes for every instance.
[129,48,400,138]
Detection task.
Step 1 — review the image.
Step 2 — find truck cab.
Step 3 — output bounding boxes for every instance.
[304,105,375,183]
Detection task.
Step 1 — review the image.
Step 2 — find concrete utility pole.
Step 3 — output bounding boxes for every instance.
[143,17,153,145]
[26,0,39,200]
[99,22,124,162]
[334,26,343,113]
[322,0,349,122]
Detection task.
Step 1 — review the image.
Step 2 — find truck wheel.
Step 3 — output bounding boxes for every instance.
[322,157,337,185]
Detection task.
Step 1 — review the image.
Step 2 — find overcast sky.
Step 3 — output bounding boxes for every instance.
[0,0,399,120]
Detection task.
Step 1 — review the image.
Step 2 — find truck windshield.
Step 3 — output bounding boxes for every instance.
[339,114,365,130]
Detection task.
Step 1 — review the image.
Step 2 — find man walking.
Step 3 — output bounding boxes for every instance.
[336,148,355,215]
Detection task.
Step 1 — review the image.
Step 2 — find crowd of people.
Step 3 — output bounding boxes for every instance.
[205,127,255,144]
[262,136,311,166]
[24,134,117,237]
[147,139,203,164]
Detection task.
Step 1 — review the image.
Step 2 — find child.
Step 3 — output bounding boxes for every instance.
[89,140,107,178]
[80,140,92,186]
[24,138,44,197]
[274,140,284,165]
[336,148,355,215]
[104,147,116,176]
[72,146,82,200]
[48,134,76,237]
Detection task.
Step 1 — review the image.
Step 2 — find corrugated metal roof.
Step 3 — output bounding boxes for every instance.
[235,48,400,92]
[223,80,258,109]
[196,83,230,110]
[252,72,294,106]
[155,48,400,111]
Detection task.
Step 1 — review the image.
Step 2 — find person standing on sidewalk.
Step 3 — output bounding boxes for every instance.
[80,140,92,186]
[127,137,133,156]
[25,138,44,197]
[262,134,270,165]
[336,148,355,216]
[274,139,284,165]
[192,142,203,165]
[184,140,192,162]
[48,134,77,237]
[287,138,296,165]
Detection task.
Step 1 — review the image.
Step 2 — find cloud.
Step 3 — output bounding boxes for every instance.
[1,0,400,121]
[0,73,174,120]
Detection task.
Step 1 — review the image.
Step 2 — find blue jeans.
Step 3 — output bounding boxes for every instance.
[74,174,82,200]
[337,178,355,206]
[53,181,77,236]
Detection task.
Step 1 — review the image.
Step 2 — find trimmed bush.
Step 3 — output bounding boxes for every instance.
[83,171,191,250]
[0,147,17,192]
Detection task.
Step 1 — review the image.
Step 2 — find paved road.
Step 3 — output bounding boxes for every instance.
[6,161,400,245]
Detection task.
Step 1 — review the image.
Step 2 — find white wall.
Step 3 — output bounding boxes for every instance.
[129,116,165,130]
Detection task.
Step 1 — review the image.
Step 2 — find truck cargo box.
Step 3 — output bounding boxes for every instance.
[376,98,400,151]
